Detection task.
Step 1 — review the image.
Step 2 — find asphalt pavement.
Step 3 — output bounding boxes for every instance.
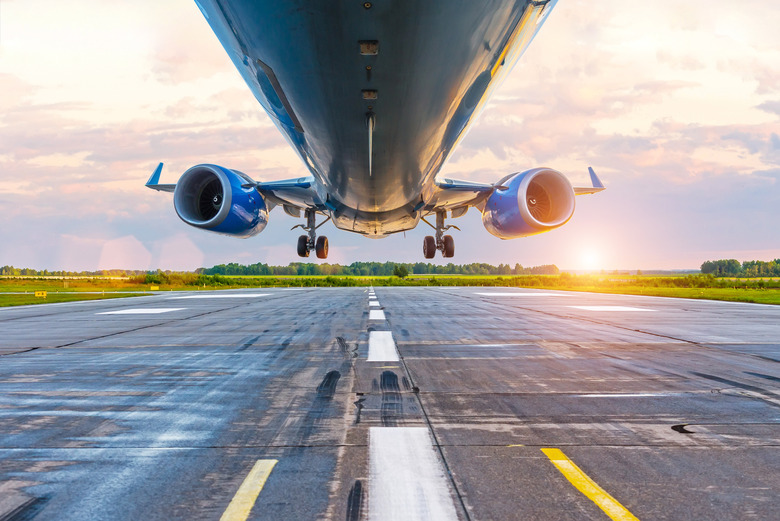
[0,287,778,520]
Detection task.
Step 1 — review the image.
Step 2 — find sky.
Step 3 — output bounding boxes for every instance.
[1,0,778,271]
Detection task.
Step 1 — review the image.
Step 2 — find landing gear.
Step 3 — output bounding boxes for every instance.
[292,209,331,259]
[421,210,459,258]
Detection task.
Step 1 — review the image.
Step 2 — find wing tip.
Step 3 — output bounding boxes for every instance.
[146,162,164,186]
[587,166,605,189]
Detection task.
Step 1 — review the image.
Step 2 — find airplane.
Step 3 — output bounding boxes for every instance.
[146,0,605,259]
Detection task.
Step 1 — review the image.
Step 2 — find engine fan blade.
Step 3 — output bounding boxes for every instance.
[527,182,551,221]
[198,178,223,220]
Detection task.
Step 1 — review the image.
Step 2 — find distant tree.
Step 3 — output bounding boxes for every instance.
[393,265,409,278]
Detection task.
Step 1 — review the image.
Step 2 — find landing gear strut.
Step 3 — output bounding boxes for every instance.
[292,209,330,259]
[422,210,459,259]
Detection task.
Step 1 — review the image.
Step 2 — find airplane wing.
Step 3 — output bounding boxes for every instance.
[144,163,176,193]
[426,167,606,217]
[145,163,325,216]
[573,167,606,195]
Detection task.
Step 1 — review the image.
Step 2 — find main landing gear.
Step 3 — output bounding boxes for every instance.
[422,210,459,259]
[293,209,330,259]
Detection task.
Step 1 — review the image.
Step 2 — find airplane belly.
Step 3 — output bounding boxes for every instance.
[199,0,551,221]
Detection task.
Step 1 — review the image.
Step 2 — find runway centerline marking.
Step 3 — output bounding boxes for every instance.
[220,459,278,521]
[168,293,269,299]
[369,301,380,307]
[475,292,569,297]
[369,427,458,521]
[368,331,399,361]
[569,306,654,312]
[369,309,386,320]
[96,308,185,315]
[541,448,640,521]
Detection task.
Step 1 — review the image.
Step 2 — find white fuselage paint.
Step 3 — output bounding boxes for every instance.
[369,310,386,320]
[369,427,458,521]
[97,308,185,315]
[367,331,399,362]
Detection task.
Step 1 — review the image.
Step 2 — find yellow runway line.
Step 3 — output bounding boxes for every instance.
[541,448,640,521]
[220,459,278,521]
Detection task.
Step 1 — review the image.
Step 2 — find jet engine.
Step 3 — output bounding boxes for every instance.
[173,164,268,238]
[482,168,575,239]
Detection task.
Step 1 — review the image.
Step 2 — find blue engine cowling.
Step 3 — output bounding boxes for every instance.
[482,168,575,239]
[173,164,268,238]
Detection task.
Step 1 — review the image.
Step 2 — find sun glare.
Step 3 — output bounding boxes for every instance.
[580,249,601,272]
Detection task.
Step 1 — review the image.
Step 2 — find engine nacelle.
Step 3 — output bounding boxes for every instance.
[173,164,268,238]
[482,168,575,239]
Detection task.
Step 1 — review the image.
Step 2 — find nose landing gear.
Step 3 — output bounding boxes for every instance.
[422,210,459,259]
[292,209,330,258]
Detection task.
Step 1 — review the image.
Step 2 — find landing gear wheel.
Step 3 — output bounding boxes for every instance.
[315,236,329,259]
[442,235,454,258]
[423,236,436,259]
[297,235,310,257]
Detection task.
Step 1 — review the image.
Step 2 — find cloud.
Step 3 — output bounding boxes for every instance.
[757,100,780,115]
[148,11,232,85]
[153,234,205,271]
[98,236,152,270]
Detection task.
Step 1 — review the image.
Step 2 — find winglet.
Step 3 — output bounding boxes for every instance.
[573,167,606,195]
[145,163,176,192]
[147,162,163,185]
[588,166,605,189]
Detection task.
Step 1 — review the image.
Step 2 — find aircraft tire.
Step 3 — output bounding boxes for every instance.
[423,236,436,259]
[297,235,310,257]
[316,236,329,259]
[443,235,455,258]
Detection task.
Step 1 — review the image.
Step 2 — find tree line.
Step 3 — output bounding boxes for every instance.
[0,262,559,278]
[201,261,560,276]
[700,259,780,277]
[0,266,147,277]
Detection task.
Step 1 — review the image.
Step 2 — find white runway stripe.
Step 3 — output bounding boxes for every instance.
[97,308,185,315]
[168,293,269,299]
[569,306,654,312]
[369,301,380,307]
[369,427,458,521]
[369,310,386,320]
[367,331,399,361]
[475,292,567,297]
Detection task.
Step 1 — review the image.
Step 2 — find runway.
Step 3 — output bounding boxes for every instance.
[0,287,778,520]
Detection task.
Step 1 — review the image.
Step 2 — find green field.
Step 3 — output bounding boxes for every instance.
[1,273,778,307]
[525,286,780,305]
[0,292,148,307]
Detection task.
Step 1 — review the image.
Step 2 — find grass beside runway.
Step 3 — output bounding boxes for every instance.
[529,285,780,305]
[0,292,148,307]
[0,274,778,306]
